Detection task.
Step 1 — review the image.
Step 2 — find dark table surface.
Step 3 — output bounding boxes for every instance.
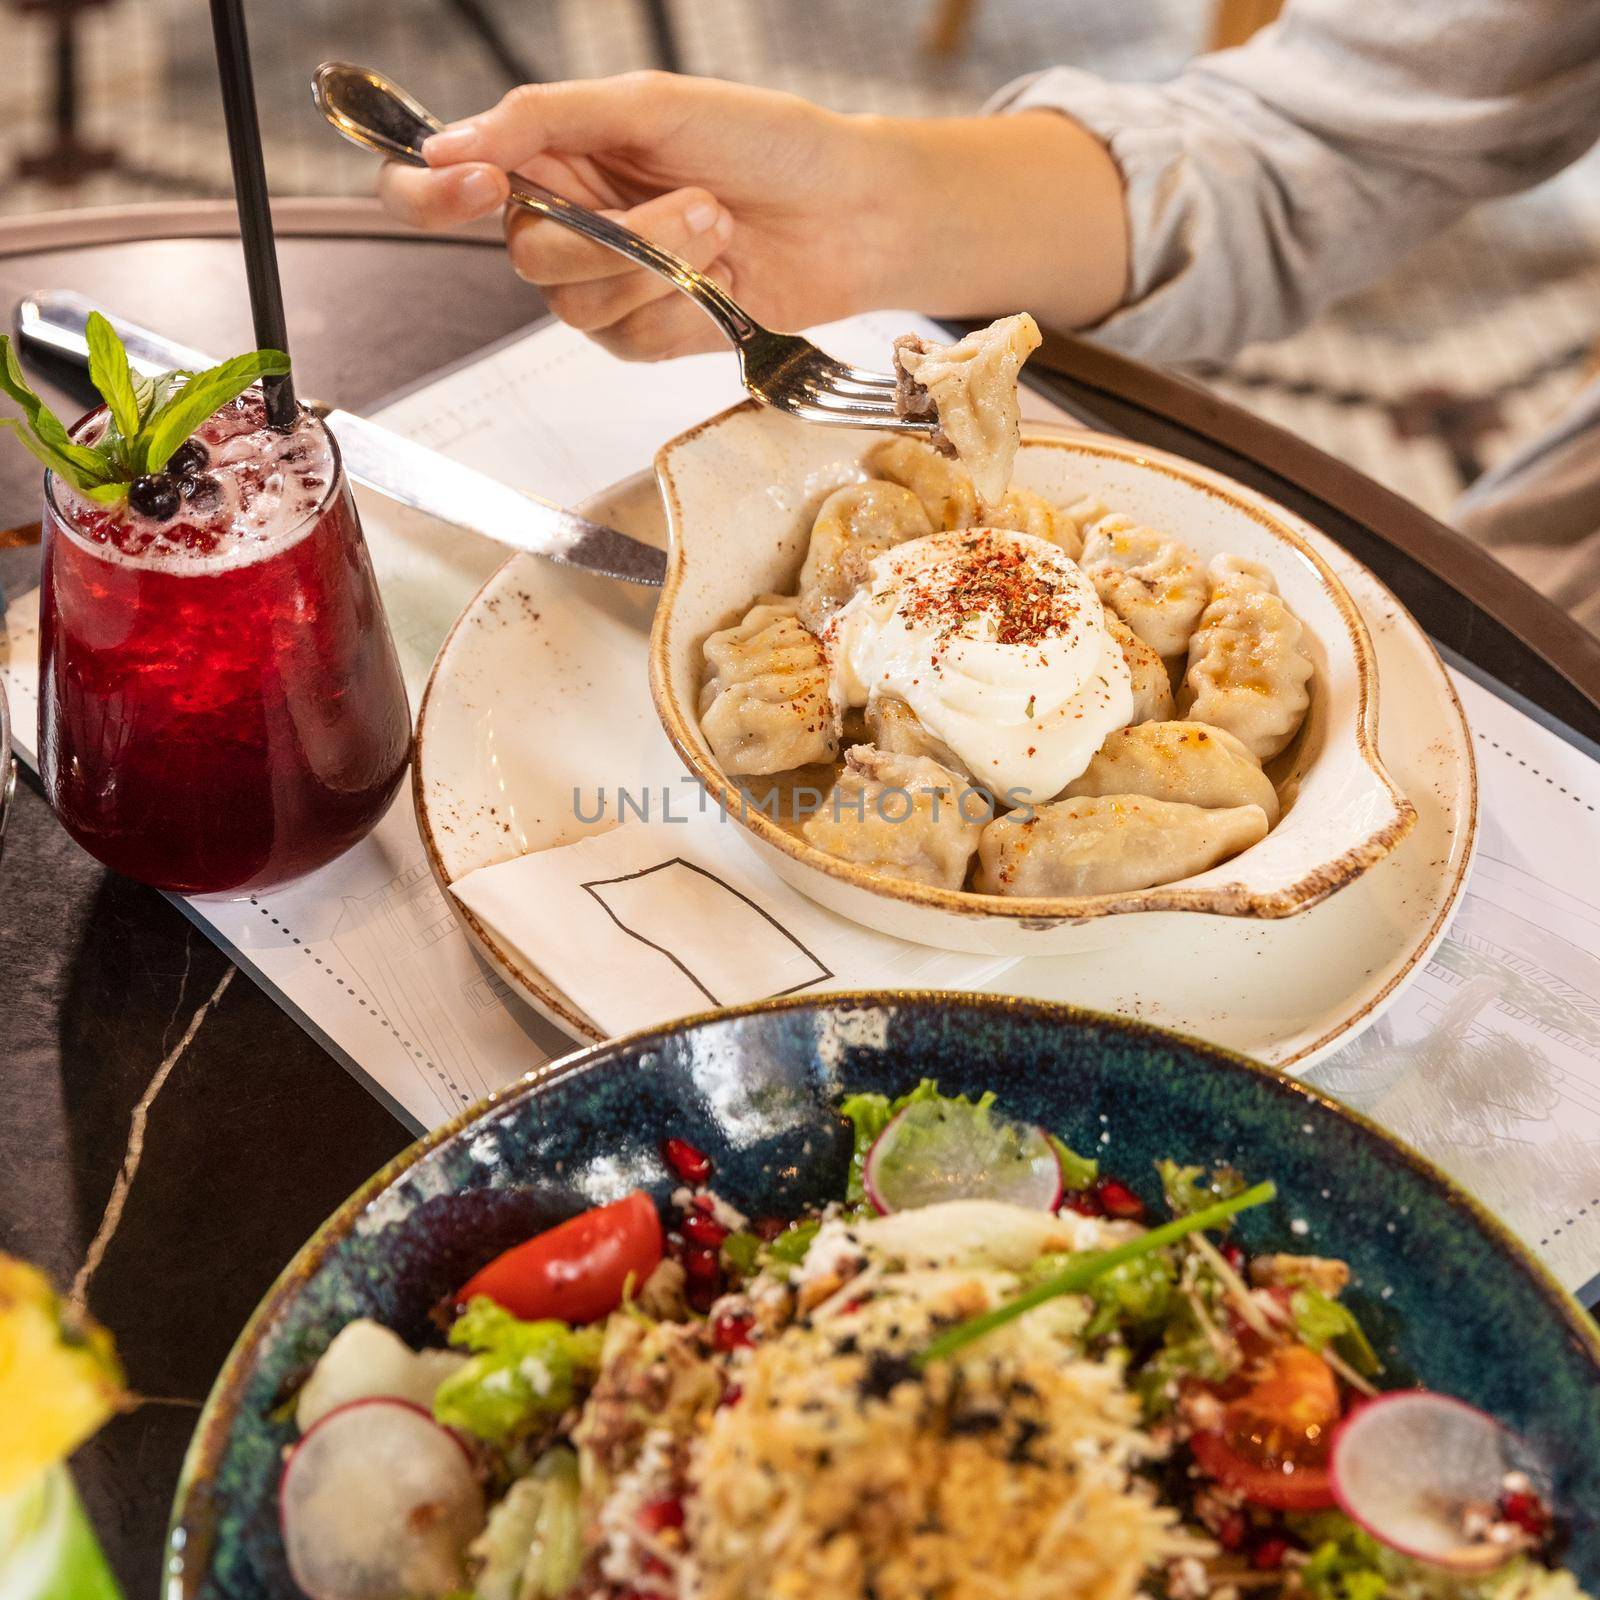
[2,213,1598,1598]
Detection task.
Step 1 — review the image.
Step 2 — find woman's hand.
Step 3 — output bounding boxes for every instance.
[379,72,1127,360]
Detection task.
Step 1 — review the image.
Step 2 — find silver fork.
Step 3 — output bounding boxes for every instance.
[312,63,933,435]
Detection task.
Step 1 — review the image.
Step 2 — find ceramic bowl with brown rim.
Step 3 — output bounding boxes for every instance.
[649,404,1416,956]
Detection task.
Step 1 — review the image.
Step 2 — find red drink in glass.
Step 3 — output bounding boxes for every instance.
[38,390,410,894]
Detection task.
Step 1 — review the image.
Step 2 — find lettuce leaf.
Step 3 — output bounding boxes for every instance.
[431,1299,601,1446]
[1156,1159,1246,1218]
[839,1080,1097,1207]
[470,1447,583,1600]
[1291,1286,1382,1377]
[1290,1512,1591,1600]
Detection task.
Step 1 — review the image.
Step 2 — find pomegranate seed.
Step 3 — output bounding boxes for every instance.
[1094,1177,1146,1221]
[720,1382,744,1408]
[663,1137,712,1185]
[1500,1490,1550,1536]
[683,1245,722,1284]
[1060,1189,1103,1217]
[1251,1538,1289,1571]
[639,1497,685,1534]
[752,1216,788,1241]
[683,1212,729,1248]
[712,1312,754,1351]
[1217,1512,1248,1552]
[1222,1241,1247,1274]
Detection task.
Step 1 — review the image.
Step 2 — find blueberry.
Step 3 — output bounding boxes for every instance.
[129,473,180,521]
[180,471,222,511]
[167,438,209,477]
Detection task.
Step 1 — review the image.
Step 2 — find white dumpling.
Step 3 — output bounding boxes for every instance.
[1179,555,1313,760]
[796,481,932,633]
[1063,720,1280,824]
[1103,609,1175,725]
[802,745,985,890]
[984,487,1084,559]
[1080,515,1208,658]
[976,794,1268,896]
[892,313,1042,505]
[865,695,973,782]
[699,596,838,775]
[862,436,978,531]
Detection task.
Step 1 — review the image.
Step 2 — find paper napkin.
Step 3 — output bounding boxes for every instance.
[449,811,1016,1038]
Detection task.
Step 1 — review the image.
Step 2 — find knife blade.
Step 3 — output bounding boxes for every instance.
[14,291,667,587]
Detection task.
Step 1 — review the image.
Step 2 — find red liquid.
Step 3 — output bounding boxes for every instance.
[39,400,410,894]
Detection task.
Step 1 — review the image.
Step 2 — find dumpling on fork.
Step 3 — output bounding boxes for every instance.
[892,313,1043,506]
[699,596,838,775]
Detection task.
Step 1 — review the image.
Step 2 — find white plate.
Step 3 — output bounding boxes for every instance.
[415,467,1476,1071]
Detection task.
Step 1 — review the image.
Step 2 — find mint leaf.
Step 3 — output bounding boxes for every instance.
[0,337,114,481]
[139,349,289,472]
[0,419,113,496]
[86,313,143,441]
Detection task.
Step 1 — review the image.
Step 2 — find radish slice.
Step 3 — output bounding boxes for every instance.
[864,1099,1062,1214]
[279,1398,485,1599]
[1330,1392,1537,1572]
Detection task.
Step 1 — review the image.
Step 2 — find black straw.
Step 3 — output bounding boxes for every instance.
[208,0,297,430]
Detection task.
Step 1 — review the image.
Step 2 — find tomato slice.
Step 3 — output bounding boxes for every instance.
[454,1191,664,1324]
[1191,1428,1335,1511]
[1191,1343,1341,1511]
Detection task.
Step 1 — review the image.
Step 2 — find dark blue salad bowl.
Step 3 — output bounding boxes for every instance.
[168,993,1600,1596]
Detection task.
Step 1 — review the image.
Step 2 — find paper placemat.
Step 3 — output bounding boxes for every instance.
[6,312,1600,1297]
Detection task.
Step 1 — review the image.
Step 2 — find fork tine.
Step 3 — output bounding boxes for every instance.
[774,394,934,432]
[837,363,900,390]
[791,381,902,418]
[810,356,900,394]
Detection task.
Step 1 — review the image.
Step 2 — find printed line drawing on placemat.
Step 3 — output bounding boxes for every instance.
[582,858,833,1008]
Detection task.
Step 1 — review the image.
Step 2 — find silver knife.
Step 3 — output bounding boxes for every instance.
[15,291,667,587]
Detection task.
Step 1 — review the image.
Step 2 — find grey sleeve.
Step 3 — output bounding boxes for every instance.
[991,0,1600,363]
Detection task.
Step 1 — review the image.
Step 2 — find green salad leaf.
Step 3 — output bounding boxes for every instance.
[840,1080,1098,1207]
[431,1299,602,1446]
[472,1446,583,1600]
[0,316,290,503]
[1291,1285,1383,1377]
[1048,1133,1099,1193]
[1290,1512,1589,1600]
[1156,1159,1246,1219]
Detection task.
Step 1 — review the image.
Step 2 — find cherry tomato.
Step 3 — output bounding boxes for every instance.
[454,1191,663,1324]
[1191,1343,1341,1511]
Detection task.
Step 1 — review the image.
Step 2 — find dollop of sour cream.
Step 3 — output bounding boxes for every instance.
[826,527,1133,803]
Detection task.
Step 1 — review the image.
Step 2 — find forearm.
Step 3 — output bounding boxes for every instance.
[852,110,1129,331]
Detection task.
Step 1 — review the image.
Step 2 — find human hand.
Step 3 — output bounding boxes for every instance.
[379,73,899,359]
[378,72,1128,360]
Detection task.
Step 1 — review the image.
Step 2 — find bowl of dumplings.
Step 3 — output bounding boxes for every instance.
[648,402,1417,957]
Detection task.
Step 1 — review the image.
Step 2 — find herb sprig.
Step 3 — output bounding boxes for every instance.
[916,1179,1277,1366]
[0,314,289,505]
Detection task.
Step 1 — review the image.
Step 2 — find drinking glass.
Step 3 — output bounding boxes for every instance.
[37,400,410,895]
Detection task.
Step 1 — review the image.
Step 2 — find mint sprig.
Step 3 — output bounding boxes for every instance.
[0,313,290,505]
